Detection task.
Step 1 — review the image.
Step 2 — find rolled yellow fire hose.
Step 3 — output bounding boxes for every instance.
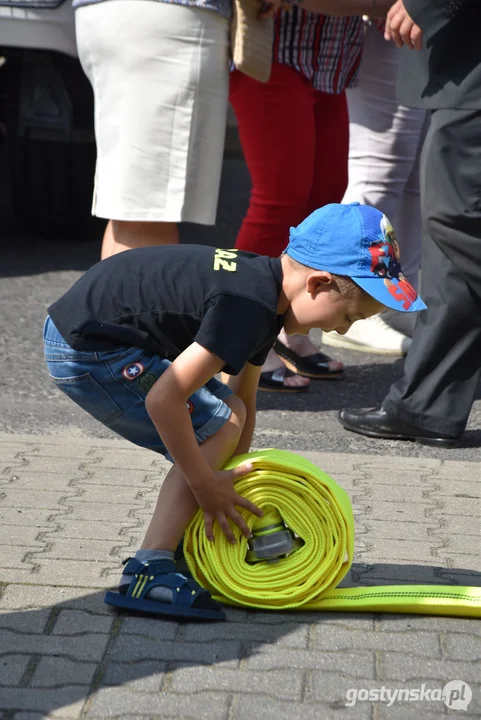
[184,449,480,618]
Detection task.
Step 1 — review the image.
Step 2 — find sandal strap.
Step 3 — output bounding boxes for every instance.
[123,557,208,607]
[274,340,332,368]
[122,557,146,575]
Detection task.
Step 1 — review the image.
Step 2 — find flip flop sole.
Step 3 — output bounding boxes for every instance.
[279,356,344,380]
[258,383,309,393]
[274,340,344,380]
[259,369,310,393]
[104,591,226,621]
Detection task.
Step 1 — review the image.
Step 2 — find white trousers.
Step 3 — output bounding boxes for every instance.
[343,23,428,290]
[76,2,230,224]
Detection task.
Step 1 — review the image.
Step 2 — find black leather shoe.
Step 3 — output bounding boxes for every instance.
[338,406,460,447]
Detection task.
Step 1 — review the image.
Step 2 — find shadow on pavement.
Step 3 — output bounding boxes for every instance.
[257,360,481,418]
[0,157,249,278]
[1,562,480,716]
[0,222,236,278]
[0,563,481,715]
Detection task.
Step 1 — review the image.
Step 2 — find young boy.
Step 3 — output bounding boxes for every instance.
[44,202,426,620]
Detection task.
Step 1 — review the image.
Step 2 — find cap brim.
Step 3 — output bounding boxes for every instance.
[353,277,427,313]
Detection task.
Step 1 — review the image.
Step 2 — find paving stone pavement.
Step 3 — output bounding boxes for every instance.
[0,432,480,720]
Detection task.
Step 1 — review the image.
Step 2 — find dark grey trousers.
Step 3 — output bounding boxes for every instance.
[383,107,481,437]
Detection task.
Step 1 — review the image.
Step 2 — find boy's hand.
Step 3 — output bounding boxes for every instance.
[192,463,263,543]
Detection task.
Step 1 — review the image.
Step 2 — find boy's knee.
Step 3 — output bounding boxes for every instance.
[225,394,247,430]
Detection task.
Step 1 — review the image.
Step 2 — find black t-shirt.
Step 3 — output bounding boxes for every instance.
[48,245,285,375]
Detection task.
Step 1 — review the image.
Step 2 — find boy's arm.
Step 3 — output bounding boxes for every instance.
[145,342,261,540]
[145,342,224,484]
[226,363,263,457]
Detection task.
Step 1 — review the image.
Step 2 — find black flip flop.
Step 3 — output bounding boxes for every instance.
[274,340,344,380]
[258,367,309,393]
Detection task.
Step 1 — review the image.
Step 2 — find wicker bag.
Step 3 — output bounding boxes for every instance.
[231,0,273,83]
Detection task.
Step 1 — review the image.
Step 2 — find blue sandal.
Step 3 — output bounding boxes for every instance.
[104,557,225,621]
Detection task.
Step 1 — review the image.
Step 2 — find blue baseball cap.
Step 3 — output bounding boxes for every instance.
[285,202,426,313]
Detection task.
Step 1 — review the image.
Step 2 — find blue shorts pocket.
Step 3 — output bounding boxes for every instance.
[49,372,122,426]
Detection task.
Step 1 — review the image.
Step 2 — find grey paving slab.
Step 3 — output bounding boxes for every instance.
[0,526,45,547]
[169,666,303,700]
[0,508,61,527]
[0,688,86,716]
[0,434,479,720]
[101,660,167,691]
[50,610,114,636]
[0,608,51,634]
[86,689,230,719]
[0,654,31,685]
[442,633,481,662]
[31,657,98,687]
[309,625,442,658]
[379,653,481,684]
[0,628,110,661]
[0,150,476,720]
[176,619,309,647]
[235,694,373,720]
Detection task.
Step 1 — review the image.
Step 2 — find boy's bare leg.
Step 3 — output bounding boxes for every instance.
[140,395,246,551]
[101,220,179,260]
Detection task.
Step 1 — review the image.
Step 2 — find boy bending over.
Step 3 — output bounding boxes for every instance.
[44,203,425,620]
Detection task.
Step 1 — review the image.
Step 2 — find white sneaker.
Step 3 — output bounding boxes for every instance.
[382,309,416,338]
[322,314,412,356]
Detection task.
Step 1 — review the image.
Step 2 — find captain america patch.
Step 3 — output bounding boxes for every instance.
[122,362,144,380]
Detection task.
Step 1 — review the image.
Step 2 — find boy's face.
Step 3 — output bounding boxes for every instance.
[283,273,385,336]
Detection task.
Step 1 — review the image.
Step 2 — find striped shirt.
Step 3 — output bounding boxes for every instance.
[72,0,232,20]
[274,9,363,93]
[73,0,361,94]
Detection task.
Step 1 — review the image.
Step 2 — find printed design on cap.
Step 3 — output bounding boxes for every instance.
[369,215,402,279]
[368,215,417,311]
[122,362,145,380]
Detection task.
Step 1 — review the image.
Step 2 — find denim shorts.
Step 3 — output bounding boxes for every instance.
[43,316,233,460]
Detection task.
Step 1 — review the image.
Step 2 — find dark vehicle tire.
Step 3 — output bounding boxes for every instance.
[1,49,105,238]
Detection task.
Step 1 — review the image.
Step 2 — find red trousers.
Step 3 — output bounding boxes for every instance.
[230,63,349,257]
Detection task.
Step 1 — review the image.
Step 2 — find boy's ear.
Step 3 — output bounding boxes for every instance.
[306,271,333,295]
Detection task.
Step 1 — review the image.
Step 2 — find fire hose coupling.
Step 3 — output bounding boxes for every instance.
[184,450,480,616]
[246,510,304,564]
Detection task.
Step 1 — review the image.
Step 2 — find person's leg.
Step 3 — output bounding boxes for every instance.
[45,329,245,549]
[342,25,426,225]
[230,64,313,389]
[44,324,245,615]
[340,108,481,444]
[327,24,427,353]
[140,394,245,551]
[76,2,229,259]
[306,90,349,215]
[381,118,428,337]
[230,63,317,257]
[277,89,349,363]
[384,108,481,436]
[101,221,178,259]
[230,66,343,385]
